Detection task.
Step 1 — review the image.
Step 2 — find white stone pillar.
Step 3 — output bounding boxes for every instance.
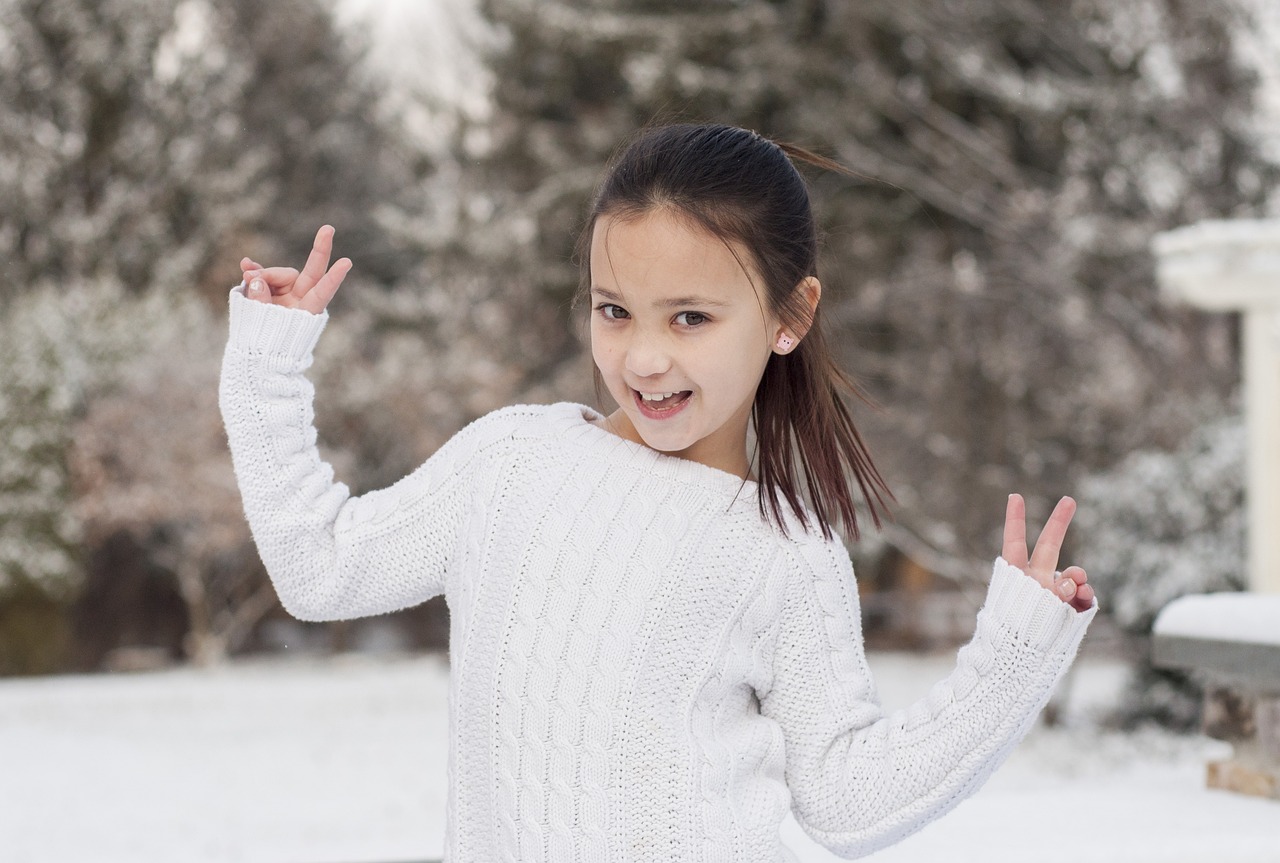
[1154,220,1280,594]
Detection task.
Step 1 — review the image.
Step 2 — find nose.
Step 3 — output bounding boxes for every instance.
[624,329,672,378]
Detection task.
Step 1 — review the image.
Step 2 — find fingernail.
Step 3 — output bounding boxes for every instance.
[248,278,266,295]
[1058,579,1076,598]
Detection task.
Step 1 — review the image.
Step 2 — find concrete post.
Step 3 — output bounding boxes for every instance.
[1154,220,1280,595]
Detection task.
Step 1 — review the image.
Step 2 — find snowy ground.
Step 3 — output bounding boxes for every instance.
[2,648,1277,863]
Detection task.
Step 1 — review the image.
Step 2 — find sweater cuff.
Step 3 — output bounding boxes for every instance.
[980,557,1096,652]
[226,283,329,360]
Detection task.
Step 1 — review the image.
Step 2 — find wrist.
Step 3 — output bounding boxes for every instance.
[227,284,329,360]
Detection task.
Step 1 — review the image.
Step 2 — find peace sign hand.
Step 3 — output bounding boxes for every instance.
[1002,494,1095,613]
[240,225,351,316]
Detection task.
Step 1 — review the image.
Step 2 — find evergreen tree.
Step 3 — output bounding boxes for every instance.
[0,0,427,668]
[0,0,252,299]
[0,0,419,303]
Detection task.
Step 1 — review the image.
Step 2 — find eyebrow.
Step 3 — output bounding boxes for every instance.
[590,286,731,308]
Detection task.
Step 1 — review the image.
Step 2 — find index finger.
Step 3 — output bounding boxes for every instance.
[1029,496,1076,575]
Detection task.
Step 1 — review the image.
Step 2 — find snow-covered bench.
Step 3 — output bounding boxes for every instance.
[1153,593,1280,799]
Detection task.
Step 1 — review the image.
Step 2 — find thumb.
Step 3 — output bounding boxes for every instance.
[245,275,271,304]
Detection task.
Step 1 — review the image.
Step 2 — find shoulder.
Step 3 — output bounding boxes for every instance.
[446,401,595,460]
[756,514,858,608]
[458,402,590,442]
[782,522,855,577]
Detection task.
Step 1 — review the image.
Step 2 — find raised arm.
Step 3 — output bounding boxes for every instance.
[761,497,1096,857]
[219,228,493,621]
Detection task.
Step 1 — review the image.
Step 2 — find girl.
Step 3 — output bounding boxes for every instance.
[220,123,1096,862]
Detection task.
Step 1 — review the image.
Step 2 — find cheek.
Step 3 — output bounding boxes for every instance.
[589,332,610,366]
[590,330,623,379]
[698,348,765,402]
[723,331,771,378]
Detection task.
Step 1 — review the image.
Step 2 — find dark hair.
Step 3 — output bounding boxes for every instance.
[576,123,892,540]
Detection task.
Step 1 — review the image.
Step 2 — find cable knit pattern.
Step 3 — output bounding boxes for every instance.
[219,286,1096,862]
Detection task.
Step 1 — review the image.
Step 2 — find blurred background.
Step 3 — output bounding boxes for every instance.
[0,0,1278,858]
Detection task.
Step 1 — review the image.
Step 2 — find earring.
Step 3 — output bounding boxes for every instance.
[775,333,795,353]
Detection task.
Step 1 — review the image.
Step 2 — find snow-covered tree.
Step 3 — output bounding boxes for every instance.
[1075,414,1245,729]
[1077,415,1246,633]
[0,0,421,303]
[0,282,158,603]
[0,0,261,300]
[67,290,273,666]
[0,0,433,669]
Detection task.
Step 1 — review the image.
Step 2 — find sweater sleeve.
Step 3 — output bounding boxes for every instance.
[218,286,497,622]
[759,543,1096,858]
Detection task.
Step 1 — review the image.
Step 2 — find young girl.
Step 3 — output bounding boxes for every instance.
[220,123,1096,862]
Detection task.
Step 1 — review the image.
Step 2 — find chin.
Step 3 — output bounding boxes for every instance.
[629,421,695,454]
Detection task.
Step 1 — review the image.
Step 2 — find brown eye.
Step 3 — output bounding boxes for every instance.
[675,312,707,327]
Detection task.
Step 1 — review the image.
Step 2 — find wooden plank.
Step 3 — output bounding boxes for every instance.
[1207,759,1280,800]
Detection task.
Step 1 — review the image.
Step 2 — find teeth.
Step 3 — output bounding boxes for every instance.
[640,391,678,401]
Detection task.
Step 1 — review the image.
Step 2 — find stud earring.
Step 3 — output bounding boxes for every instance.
[776,333,796,353]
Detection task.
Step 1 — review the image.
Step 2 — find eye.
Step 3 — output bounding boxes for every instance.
[597,303,629,320]
[674,311,708,327]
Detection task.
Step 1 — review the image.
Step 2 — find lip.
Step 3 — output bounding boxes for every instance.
[632,388,693,421]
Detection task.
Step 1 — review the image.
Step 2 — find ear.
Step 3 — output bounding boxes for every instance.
[772,276,822,354]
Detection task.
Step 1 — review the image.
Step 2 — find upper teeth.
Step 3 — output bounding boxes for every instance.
[641,391,679,401]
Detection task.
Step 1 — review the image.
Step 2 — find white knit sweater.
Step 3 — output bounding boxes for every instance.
[219,287,1096,862]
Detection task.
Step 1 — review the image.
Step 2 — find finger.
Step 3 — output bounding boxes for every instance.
[1002,494,1029,569]
[254,266,301,296]
[1072,583,1095,612]
[242,267,301,296]
[296,225,336,296]
[240,257,264,272]
[244,275,271,304]
[300,258,352,315]
[1061,565,1087,586]
[1055,574,1077,603]
[1029,496,1076,575]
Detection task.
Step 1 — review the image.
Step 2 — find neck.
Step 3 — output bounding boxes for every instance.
[596,408,755,481]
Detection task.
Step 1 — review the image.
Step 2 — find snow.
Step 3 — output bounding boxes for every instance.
[2,648,1278,862]
[1154,593,1280,646]
[1154,218,1280,255]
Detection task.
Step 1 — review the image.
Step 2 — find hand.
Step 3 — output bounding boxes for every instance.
[240,225,352,315]
[1002,494,1095,613]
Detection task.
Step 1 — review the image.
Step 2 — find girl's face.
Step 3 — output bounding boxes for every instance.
[588,209,782,479]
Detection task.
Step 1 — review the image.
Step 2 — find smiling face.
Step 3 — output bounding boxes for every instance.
[588,208,782,478]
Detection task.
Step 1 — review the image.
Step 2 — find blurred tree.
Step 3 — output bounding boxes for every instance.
[450,0,1276,579]
[0,0,420,303]
[68,291,272,666]
[0,0,251,299]
[0,0,431,669]
[1075,414,1246,729]
[0,282,148,671]
[214,0,426,292]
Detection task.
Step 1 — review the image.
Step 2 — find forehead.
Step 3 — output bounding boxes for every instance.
[589,210,759,301]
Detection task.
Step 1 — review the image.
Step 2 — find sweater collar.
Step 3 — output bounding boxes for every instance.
[549,402,761,501]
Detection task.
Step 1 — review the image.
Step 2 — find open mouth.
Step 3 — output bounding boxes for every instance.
[633,389,692,417]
